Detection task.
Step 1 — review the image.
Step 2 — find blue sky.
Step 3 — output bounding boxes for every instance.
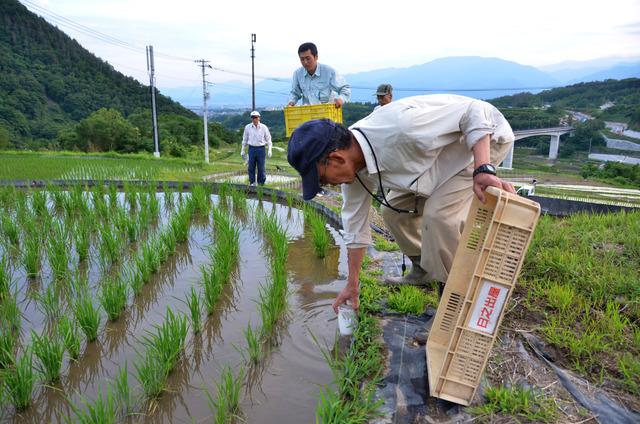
[23,0,640,91]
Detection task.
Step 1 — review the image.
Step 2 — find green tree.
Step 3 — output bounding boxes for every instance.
[0,125,11,149]
[76,108,141,152]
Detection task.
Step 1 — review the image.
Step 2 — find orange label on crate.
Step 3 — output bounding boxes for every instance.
[468,281,509,334]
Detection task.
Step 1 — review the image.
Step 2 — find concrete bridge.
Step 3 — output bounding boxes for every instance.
[501,126,574,168]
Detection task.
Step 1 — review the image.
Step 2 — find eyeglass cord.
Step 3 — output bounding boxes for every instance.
[352,128,418,214]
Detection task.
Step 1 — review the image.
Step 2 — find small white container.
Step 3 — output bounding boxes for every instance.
[338,304,357,336]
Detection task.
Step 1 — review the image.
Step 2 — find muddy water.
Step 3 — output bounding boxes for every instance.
[3,195,348,423]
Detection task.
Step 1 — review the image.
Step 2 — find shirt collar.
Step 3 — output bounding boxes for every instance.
[351,128,378,175]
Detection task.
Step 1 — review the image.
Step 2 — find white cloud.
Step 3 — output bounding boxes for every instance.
[24,0,640,89]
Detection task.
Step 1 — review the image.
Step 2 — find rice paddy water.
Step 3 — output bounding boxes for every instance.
[0,184,346,423]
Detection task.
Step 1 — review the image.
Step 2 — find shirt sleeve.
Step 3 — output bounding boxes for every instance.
[332,71,351,103]
[241,125,249,147]
[459,100,500,150]
[264,125,272,149]
[289,69,302,105]
[340,175,377,248]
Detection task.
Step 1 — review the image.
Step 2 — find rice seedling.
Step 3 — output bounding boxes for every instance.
[286,191,294,208]
[148,189,160,218]
[160,229,176,256]
[3,347,35,411]
[304,207,331,258]
[134,253,152,285]
[74,218,91,263]
[169,203,193,244]
[0,292,21,332]
[73,292,102,342]
[99,225,121,267]
[136,308,188,397]
[217,181,230,201]
[0,254,10,298]
[31,189,48,217]
[163,181,175,208]
[69,274,90,298]
[36,283,60,320]
[68,385,117,424]
[205,365,245,424]
[0,328,15,369]
[92,191,109,221]
[31,329,65,383]
[1,213,19,246]
[135,351,168,398]
[190,184,210,214]
[22,231,41,278]
[229,187,248,212]
[202,266,224,315]
[48,221,70,280]
[108,182,118,209]
[115,207,138,243]
[243,323,261,364]
[270,189,278,206]
[112,362,132,415]
[99,276,129,321]
[186,287,202,334]
[141,237,161,273]
[145,308,188,369]
[58,315,82,360]
[256,185,264,201]
[126,264,144,296]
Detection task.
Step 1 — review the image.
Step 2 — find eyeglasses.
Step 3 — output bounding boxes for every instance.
[251,116,259,119]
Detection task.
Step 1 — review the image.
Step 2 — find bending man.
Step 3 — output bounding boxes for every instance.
[287,94,515,312]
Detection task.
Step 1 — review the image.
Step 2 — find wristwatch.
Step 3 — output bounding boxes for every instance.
[473,163,497,178]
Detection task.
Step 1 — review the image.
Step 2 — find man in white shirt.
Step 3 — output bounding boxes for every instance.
[241,111,272,186]
[287,95,516,313]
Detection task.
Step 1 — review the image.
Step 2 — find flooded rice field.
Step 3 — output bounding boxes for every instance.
[0,184,347,423]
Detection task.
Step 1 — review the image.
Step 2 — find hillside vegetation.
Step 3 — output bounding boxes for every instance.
[0,0,195,149]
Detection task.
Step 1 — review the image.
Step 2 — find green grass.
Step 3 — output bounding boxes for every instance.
[386,285,438,314]
[0,150,231,181]
[469,385,557,422]
[373,234,399,252]
[521,210,640,394]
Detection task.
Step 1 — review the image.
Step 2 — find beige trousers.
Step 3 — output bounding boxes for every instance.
[381,167,473,283]
[380,143,512,283]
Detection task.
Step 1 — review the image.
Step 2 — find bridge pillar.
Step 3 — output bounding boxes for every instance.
[501,144,514,169]
[549,134,560,159]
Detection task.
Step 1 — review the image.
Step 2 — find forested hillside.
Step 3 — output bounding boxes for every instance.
[491,78,640,129]
[0,0,194,149]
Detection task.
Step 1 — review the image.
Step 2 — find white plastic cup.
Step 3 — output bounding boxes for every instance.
[338,304,357,336]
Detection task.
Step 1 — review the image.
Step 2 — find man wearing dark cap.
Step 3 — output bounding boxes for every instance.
[374,84,393,110]
[287,94,515,313]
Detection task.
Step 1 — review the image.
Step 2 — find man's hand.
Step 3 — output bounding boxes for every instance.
[267,147,272,158]
[287,101,296,107]
[473,173,515,203]
[332,283,359,314]
[240,147,245,157]
[334,98,344,108]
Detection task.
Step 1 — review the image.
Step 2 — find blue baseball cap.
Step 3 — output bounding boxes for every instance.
[287,119,337,200]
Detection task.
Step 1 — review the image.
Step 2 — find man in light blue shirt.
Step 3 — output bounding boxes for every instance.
[287,42,351,108]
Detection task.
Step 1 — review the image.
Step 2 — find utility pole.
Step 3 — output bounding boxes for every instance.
[195,59,212,163]
[146,45,160,157]
[251,33,256,111]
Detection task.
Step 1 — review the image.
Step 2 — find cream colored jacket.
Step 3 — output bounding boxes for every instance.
[341,94,514,247]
